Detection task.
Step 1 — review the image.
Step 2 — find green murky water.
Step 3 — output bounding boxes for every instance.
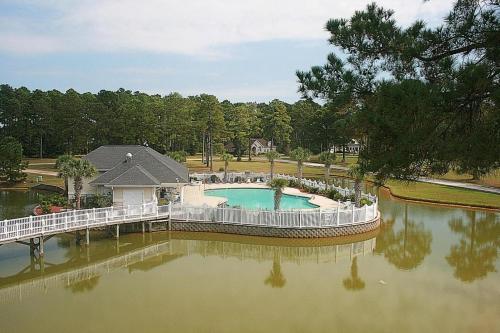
[0,189,498,333]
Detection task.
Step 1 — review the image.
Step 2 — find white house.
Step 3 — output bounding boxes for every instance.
[68,145,189,207]
[250,139,276,155]
[330,139,361,154]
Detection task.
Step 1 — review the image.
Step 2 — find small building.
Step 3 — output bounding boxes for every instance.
[330,139,360,154]
[68,145,189,207]
[250,139,276,155]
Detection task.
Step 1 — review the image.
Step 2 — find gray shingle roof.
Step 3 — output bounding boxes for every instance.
[88,145,189,186]
[108,165,160,186]
[84,145,145,171]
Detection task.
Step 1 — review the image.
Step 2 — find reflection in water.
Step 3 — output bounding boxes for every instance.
[264,254,286,288]
[0,232,376,304]
[374,204,432,270]
[446,211,500,283]
[342,257,365,291]
[66,276,101,293]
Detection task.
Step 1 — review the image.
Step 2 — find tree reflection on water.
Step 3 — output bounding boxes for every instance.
[374,204,432,270]
[446,211,500,283]
[342,257,365,291]
[264,253,286,288]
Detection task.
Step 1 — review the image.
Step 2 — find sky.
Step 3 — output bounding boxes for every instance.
[0,0,456,102]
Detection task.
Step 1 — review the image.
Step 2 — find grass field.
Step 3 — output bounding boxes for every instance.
[383,180,500,209]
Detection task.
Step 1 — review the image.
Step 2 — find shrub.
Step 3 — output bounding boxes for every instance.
[360,198,373,207]
[287,179,301,188]
[38,194,67,214]
[84,194,113,208]
[218,167,225,172]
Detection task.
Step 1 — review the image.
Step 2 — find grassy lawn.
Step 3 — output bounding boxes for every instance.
[187,157,500,209]
[23,158,58,170]
[309,154,359,167]
[0,172,63,190]
[384,180,500,209]
[186,157,343,179]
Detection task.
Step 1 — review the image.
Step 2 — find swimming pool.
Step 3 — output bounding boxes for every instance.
[204,188,318,210]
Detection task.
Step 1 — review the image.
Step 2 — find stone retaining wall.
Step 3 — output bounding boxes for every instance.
[170,212,380,238]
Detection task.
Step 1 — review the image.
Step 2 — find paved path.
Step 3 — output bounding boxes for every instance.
[274,159,500,194]
[23,169,59,177]
[417,177,500,194]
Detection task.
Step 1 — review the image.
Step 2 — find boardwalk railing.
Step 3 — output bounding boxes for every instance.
[0,202,166,244]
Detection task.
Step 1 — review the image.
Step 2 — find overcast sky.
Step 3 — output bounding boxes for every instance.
[0,0,455,102]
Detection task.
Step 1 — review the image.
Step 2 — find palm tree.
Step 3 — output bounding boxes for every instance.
[348,164,365,207]
[289,147,311,186]
[56,154,74,200]
[66,159,97,209]
[268,178,288,210]
[264,254,286,288]
[265,150,280,180]
[342,257,365,291]
[220,152,233,182]
[319,151,335,189]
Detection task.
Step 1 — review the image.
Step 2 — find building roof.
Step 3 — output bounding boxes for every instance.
[88,145,189,186]
[107,165,160,186]
[251,138,275,147]
[84,145,145,171]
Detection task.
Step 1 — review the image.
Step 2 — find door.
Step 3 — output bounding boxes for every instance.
[123,189,144,215]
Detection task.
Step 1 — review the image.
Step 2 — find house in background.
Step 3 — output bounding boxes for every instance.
[250,139,276,155]
[331,139,361,154]
[68,145,189,207]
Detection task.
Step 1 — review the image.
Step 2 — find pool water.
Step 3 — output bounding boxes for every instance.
[205,188,318,210]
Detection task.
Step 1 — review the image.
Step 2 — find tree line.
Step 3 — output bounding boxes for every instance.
[0,86,357,160]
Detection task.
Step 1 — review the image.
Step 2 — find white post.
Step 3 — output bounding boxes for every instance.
[299,210,302,228]
[168,202,172,231]
[336,207,340,226]
[92,208,96,223]
[351,205,355,224]
[29,215,33,233]
[110,206,114,220]
[365,204,368,221]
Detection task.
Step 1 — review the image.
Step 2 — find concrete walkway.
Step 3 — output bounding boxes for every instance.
[274,159,500,194]
[24,169,59,177]
[417,177,500,195]
[183,183,340,208]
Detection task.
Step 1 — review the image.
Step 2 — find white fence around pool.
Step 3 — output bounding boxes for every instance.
[171,202,378,228]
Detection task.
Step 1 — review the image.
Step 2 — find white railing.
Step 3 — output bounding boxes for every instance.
[0,202,166,244]
[171,202,378,228]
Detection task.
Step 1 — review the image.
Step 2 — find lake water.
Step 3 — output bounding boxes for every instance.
[0,189,498,333]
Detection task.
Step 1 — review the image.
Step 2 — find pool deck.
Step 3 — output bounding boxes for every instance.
[182,183,340,209]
